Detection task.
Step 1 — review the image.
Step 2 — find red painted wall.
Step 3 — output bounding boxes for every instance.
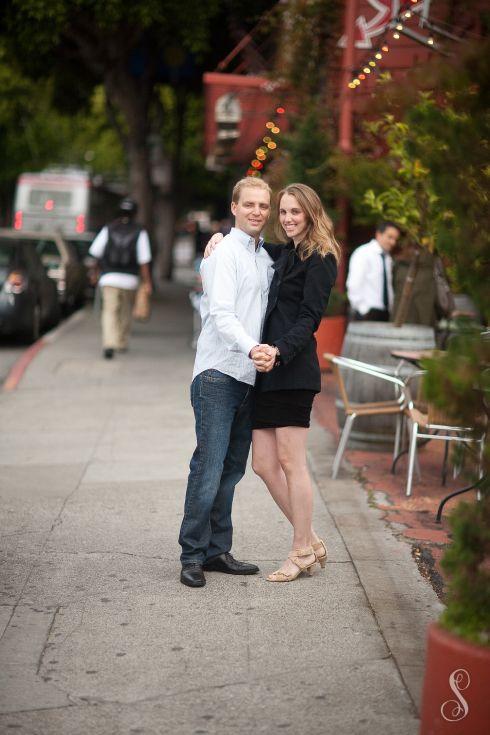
[203,72,290,165]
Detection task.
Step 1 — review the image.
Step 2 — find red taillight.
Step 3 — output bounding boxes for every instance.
[5,271,27,294]
[76,214,85,233]
[14,210,23,230]
[44,199,54,211]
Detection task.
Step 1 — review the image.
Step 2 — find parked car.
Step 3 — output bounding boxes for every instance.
[0,229,87,312]
[66,232,98,298]
[0,236,60,342]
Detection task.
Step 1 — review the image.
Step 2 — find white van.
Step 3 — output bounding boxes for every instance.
[13,168,121,236]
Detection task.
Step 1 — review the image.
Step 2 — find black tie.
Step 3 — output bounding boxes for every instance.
[381,253,389,311]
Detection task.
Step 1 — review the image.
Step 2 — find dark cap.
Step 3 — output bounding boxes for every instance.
[119,197,138,215]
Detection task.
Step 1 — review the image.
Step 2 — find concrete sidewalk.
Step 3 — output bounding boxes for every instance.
[0,284,441,735]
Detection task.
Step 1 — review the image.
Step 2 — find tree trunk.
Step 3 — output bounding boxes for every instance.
[150,89,188,280]
[104,68,154,236]
[394,247,420,327]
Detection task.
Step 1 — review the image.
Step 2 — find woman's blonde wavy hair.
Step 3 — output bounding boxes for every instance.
[274,183,341,263]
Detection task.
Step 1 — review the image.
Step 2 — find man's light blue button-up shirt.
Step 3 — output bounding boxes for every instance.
[193,227,274,386]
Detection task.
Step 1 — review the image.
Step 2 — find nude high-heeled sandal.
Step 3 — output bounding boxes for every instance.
[267,546,317,583]
[312,539,328,568]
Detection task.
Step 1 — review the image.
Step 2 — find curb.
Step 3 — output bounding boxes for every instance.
[2,308,88,392]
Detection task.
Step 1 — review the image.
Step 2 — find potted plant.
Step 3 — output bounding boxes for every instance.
[419,327,490,734]
[315,286,347,370]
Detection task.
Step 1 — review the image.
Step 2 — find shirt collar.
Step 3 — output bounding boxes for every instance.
[231,226,264,253]
[372,238,389,257]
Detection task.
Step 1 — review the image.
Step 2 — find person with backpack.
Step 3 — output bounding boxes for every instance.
[89,198,152,359]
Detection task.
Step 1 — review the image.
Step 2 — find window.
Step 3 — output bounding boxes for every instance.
[28,190,73,208]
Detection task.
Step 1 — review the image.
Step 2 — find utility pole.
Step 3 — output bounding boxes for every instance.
[339,0,357,155]
[337,0,358,288]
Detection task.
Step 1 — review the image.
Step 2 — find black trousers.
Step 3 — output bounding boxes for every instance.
[354,308,390,322]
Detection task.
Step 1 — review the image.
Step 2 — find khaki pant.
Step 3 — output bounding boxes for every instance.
[101,286,136,350]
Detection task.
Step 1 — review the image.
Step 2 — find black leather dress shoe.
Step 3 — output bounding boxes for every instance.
[180,563,206,588]
[203,552,259,575]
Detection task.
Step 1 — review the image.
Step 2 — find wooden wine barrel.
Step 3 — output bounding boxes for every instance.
[336,322,436,446]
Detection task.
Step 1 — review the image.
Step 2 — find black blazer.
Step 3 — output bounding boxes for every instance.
[257,241,337,393]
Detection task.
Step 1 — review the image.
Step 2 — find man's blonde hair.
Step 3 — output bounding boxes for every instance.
[232,177,272,204]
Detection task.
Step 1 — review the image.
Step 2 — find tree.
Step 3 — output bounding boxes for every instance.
[335,40,490,323]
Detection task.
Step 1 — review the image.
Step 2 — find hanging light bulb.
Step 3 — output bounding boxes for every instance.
[375,52,382,59]
[266,122,274,129]
[271,126,280,134]
[382,44,389,52]
[393,31,400,39]
[363,67,371,74]
[396,23,403,31]
[267,141,277,149]
[427,36,434,45]
[348,82,356,89]
[369,60,376,67]
[404,10,412,18]
[276,106,285,114]
[353,79,361,86]
[358,73,366,80]
[263,136,271,144]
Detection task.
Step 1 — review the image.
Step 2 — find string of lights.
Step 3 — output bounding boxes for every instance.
[347,0,458,90]
[246,105,285,177]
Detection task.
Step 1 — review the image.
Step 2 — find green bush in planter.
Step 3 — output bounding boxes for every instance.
[424,327,490,646]
[324,287,347,317]
[439,493,490,646]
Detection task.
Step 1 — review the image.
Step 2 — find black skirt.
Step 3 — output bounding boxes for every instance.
[252,389,316,430]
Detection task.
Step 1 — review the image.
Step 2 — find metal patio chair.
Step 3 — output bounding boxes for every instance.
[325,353,407,480]
[402,376,485,497]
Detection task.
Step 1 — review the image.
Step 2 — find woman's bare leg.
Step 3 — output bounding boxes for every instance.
[276,427,313,547]
[252,428,320,548]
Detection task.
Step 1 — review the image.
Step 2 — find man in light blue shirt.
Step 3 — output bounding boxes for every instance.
[179,178,276,587]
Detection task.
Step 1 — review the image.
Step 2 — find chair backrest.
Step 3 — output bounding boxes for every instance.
[325,354,352,412]
[324,352,406,411]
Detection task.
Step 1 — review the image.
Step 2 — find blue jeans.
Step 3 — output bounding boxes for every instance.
[179,369,253,564]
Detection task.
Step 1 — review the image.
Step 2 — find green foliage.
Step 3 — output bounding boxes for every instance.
[344,40,490,321]
[275,0,342,97]
[331,151,395,225]
[423,326,490,446]
[0,44,125,219]
[423,327,490,646]
[284,106,335,202]
[438,492,490,646]
[323,287,347,317]
[356,41,490,646]
[362,115,446,251]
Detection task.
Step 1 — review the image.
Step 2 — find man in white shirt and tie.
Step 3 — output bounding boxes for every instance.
[179,177,276,588]
[346,221,401,321]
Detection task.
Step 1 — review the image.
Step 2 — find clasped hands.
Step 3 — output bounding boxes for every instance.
[250,344,277,373]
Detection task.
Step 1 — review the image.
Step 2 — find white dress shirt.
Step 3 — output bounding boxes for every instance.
[346,238,394,315]
[193,227,274,386]
[89,226,151,290]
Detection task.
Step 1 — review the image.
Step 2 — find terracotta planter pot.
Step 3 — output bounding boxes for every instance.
[419,622,490,735]
[315,315,347,370]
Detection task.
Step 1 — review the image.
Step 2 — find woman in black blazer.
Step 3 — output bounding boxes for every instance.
[250,184,340,583]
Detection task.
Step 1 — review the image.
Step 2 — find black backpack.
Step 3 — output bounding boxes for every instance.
[102,221,141,275]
